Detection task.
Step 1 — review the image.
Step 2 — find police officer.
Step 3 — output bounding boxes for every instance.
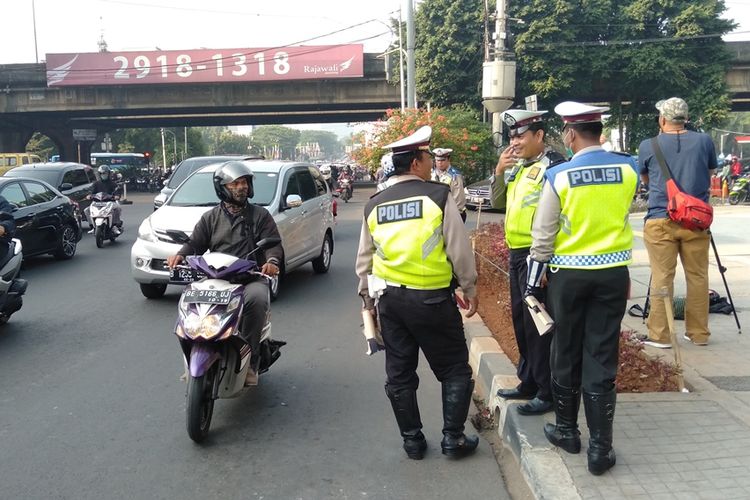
[489,109,564,415]
[431,148,467,222]
[527,102,637,475]
[355,126,480,460]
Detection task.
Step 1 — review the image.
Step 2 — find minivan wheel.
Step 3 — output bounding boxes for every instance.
[269,265,283,302]
[53,224,78,260]
[140,283,167,299]
[312,233,332,274]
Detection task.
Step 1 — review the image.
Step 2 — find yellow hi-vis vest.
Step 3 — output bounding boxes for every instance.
[364,179,453,289]
[505,152,560,249]
[547,151,638,269]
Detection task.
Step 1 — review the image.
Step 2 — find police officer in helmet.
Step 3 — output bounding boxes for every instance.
[356,126,480,460]
[167,161,283,386]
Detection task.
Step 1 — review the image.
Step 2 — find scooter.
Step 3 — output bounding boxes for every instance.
[90,192,122,248]
[337,177,353,202]
[167,231,285,443]
[0,238,27,325]
[729,174,749,205]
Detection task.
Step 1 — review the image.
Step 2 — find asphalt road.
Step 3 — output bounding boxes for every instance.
[0,189,511,500]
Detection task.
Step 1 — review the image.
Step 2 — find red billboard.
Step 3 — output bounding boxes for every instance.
[45,45,364,87]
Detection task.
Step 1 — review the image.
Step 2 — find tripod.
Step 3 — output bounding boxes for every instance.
[710,233,742,334]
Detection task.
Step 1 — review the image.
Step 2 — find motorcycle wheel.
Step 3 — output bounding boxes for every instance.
[186,366,216,443]
[95,225,105,248]
[729,191,747,205]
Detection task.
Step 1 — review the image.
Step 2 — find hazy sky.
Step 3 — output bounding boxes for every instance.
[3,0,749,137]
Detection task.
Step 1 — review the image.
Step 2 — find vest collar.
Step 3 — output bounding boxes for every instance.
[572,145,604,159]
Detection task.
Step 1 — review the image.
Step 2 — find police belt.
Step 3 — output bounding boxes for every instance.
[385,280,453,294]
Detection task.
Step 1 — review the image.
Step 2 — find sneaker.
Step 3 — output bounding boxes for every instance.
[244,369,259,387]
[643,339,672,349]
[113,227,122,236]
[87,228,95,234]
[683,334,708,346]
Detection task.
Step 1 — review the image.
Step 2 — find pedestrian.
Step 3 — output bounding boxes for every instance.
[528,102,637,475]
[431,148,467,222]
[355,125,480,460]
[638,97,717,348]
[489,109,565,416]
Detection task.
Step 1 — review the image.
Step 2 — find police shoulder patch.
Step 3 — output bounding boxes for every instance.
[527,166,541,180]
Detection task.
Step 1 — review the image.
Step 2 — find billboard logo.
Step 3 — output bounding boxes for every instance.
[47,55,78,85]
[303,56,357,76]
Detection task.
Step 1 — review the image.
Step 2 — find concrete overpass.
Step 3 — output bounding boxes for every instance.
[0,53,400,161]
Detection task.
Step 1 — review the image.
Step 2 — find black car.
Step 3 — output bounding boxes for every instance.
[5,162,95,225]
[0,177,82,259]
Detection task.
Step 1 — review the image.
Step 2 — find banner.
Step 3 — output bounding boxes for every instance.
[46,45,364,87]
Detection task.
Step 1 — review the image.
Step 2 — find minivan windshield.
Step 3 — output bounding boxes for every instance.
[169,157,240,188]
[168,172,278,207]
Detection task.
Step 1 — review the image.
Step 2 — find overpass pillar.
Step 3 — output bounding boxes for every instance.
[0,128,34,153]
[44,128,93,164]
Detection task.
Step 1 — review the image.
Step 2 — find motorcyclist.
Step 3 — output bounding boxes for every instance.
[0,195,16,264]
[86,165,123,235]
[338,166,354,197]
[166,161,284,386]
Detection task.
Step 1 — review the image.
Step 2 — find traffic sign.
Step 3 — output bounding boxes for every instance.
[73,129,97,141]
[525,95,538,111]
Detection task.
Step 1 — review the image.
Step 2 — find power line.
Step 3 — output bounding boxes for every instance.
[522,30,750,49]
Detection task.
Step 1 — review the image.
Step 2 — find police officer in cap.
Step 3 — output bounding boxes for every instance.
[355,126,480,460]
[431,148,467,222]
[490,109,565,415]
[527,102,637,475]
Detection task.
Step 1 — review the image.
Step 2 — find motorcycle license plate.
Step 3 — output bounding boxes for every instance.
[169,268,206,284]
[183,289,232,304]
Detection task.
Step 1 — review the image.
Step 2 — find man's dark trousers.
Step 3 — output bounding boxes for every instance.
[377,286,472,389]
[509,248,552,401]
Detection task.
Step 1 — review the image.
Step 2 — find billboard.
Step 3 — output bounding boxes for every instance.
[45,45,364,87]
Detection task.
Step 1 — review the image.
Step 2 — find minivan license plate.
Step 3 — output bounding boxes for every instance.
[183,289,232,304]
[170,267,205,284]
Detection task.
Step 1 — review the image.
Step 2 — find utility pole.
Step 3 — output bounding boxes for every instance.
[405,0,416,109]
[32,0,39,63]
[160,128,167,173]
[482,0,516,138]
[184,127,188,160]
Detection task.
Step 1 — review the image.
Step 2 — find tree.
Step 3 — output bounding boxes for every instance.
[508,0,736,150]
[250,126,301,159]
[215,130,250,155]
[414,0,486,109]
[299,130,341,159]
[351,106,494,184]
[26,133,57,160]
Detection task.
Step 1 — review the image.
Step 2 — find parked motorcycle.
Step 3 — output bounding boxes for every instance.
[90,192,122,248]
[337,177,353,202]
[167,231,285,443]
[0,238,27,325]
[729,175,749,205]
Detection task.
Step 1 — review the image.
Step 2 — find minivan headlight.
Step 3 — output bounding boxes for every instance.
[137,218,157,242]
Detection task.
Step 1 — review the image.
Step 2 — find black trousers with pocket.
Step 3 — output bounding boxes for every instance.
[377,285,472,391]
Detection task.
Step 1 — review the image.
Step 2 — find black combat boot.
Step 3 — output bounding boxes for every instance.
[440,377,479,458]
[543,379,581,454]
[583,389,617,475]
[385,385,427,460]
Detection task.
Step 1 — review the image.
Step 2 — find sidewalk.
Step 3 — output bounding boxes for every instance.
[467,207,750,499]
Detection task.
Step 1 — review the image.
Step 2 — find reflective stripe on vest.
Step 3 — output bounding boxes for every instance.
[550,161,638,269]
[367,194,453,289]
[505,159,548,249]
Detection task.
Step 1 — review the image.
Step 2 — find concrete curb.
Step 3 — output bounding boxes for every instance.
[464,313,582,500]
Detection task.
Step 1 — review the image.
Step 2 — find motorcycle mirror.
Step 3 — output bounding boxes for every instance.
[256,237,282,250]
[165,229,190,244]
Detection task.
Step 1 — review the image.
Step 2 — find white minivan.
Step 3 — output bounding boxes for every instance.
[131,160,335,300]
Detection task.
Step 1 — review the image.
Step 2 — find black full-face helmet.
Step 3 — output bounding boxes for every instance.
[213,161,255,203]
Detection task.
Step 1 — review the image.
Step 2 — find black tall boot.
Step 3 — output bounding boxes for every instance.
[385,385,427,460]
[583,389,617,475]
[543,379,581,454]
[440,377,479,458]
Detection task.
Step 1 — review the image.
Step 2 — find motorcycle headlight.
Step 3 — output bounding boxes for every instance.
[137,218,157,242]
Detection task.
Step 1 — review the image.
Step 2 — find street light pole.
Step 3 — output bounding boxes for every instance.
[184,127,188,160]
[32,0,39,64]
[160,128,167,173]
[162,128,178,166]
[405,0,416,109]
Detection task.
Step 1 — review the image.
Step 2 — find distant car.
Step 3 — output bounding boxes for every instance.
[464,178,501,211]
[153,155,264,209]
[0,177,82,259]
[132,160,335,300]
[5,162,95,226]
